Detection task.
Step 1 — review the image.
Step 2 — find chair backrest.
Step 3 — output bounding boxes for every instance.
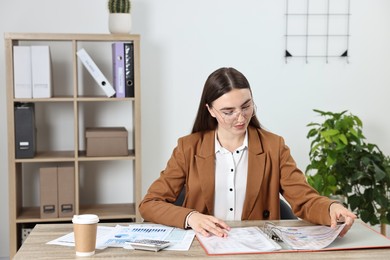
[173,187,186,206]
[280,199,297,219]
[174,187,297,220]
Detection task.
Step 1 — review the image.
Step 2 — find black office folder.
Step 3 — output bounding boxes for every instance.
[14,102,36,158]
[124,42,134,97]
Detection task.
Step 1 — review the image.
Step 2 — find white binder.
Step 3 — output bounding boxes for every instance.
[77,48,116,97]
[31,46,52,98]
[13,46,32,98]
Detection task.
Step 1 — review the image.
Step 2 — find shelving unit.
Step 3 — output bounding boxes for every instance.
[5,33,141,257]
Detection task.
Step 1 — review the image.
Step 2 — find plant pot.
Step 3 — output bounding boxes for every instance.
[109,13,132,34]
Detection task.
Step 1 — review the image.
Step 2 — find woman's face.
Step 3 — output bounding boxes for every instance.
[207,88,254,137]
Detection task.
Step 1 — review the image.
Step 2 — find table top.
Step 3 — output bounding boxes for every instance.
[14,219,390,259]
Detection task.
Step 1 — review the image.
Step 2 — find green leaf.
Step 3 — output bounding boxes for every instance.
[374,164,386,181]
[360,210,371,223]
[326,156,335,167]
[307,122,320,127]
[375,193,388,208]
[324,136,332,143]
[338,134,348,145]
[348,195,360,211]
[307,128,318,138]
[321,129,340,137]
[327,175,337,186]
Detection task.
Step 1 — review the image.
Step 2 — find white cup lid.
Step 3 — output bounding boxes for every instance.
[72,214,99,224]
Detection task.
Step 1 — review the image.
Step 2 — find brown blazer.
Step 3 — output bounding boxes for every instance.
[139,126,333,229]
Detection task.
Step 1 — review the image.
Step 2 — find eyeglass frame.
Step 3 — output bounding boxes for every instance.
[211,102,257,123]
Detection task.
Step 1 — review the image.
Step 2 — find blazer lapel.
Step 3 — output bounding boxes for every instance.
[242,127,266,219]
[195,131,216,215]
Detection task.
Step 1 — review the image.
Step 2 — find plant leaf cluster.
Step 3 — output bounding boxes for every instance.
[306,109,390,225]
[108,0,131,13]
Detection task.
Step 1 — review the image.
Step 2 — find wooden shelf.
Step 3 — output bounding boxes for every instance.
[15,151,75,162]
[14,97,74,102]
[14,150,137,163]
[6,33,142,257]
[16,207,71,223]
[14,96,134,102]
[80,203,136,219]
[15,203,136,223]
[5,32,140,42]
[77,150,136,161]
[76,96,135,102]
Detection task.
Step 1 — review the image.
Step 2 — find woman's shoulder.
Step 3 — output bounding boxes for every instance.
[249,126,283,141]
[248,126,287,152]
[178,130,214,144]
[175,130,215,157]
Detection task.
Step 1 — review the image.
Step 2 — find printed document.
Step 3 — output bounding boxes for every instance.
[268,222,346,250]
[197,223,346,255]
[47,223,195,251]
[196,226,281,255]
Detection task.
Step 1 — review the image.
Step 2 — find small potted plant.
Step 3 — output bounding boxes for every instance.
[305,109,390,235]
[108,0,132,34]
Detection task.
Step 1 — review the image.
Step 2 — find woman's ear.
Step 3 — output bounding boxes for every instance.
[206,104,216,118]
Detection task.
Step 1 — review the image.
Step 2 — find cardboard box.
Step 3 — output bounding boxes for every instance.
[40,167,58,218]
[57,167,75,218]
[86,127,128,157]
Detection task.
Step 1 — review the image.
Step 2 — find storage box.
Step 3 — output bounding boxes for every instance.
[14,103,36,158]
[21,227,33,244]
[86,127,128,157]
[40,167,58,218]
[57,166,75,218]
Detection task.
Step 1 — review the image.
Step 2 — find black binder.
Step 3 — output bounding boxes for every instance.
[124,42,134,97]
[14,103,36,158]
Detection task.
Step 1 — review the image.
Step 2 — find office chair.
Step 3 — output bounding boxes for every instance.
[173,187,297,220]
[280,199,297,220]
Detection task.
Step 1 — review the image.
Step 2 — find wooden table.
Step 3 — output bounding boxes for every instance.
[14,219,390,259]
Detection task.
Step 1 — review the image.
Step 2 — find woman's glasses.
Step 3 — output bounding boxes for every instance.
[213,103,257,124]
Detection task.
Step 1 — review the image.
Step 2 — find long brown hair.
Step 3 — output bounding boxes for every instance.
[191,67,261,133]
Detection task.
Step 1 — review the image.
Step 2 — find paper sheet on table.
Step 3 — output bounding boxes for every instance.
[161,227,195,251]
[103,224,174,247]
[118,224,195,251]
[196,226,281,255]
[46,226,113,249]
[47,224,195,251]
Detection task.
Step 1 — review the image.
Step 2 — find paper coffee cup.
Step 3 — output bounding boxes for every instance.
[72,214,99,256]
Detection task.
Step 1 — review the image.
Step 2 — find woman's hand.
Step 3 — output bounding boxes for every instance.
[329,202,357,237]
[188,212,231,237]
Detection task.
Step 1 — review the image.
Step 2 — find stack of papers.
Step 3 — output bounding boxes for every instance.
[197,223,346,255]
[197,226,281,255]
[47,224,195,251]
[267,223,346,250]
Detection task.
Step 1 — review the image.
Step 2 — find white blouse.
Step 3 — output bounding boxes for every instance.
[214,132,248,220]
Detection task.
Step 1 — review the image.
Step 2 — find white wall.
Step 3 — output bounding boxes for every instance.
[1,0,390,257]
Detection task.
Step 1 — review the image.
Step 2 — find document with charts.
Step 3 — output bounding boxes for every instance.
[47,223,195,251]
[196,226,281,255]
[264,222,346,250]
[197,223,346,255]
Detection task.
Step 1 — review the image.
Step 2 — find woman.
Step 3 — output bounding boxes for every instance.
[139,67,356,238]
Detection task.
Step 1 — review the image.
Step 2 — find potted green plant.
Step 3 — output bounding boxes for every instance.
[305,109,390,235]
[108,0,132,34]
